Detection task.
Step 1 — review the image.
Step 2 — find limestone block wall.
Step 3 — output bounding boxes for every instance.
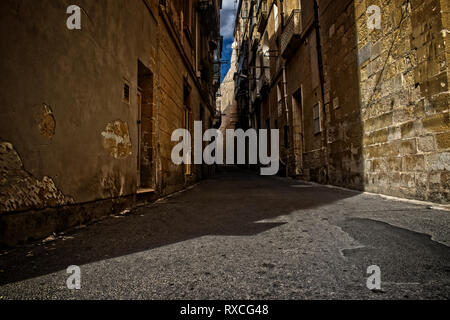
[318,0,364,190]
[355,0,449,202]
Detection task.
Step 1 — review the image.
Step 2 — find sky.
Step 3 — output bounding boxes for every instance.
[220,0,236,82]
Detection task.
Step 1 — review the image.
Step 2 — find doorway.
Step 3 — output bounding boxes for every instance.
[292,89,304,175]
[137,61,154,190]
[183,81,192,176]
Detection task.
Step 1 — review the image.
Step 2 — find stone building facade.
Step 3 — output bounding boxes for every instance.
[216,41,239,161]
[234,0,449,203]
[0,0,222,245]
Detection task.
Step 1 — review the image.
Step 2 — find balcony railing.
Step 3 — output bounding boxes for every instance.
[280,9,302,59]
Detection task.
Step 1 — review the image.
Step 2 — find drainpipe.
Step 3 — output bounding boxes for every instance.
[280,0,290,177]
[282,64,289,124]
[313,0,325,108]
[313,0,329,184]
[282,64,290,177]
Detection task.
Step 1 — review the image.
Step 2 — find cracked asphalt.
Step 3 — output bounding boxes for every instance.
[0,166,449,299]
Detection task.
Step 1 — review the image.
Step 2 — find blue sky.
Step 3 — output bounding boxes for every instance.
[220,0,236,82]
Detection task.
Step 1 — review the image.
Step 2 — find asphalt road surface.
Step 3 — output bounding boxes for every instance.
[1,166,449,299]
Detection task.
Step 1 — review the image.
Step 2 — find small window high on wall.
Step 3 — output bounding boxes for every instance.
[123,81,130,104]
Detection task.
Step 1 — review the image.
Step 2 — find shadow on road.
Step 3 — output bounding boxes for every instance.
[0,166,361,285]
[338,218,450,287]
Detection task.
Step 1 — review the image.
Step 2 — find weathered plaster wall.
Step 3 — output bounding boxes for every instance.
[0,0,158,211]
[0,0,217,221]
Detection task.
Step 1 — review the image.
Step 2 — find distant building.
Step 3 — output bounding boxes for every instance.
[233,0,449,203]
[0,0,222,246]
[216,41,239,161]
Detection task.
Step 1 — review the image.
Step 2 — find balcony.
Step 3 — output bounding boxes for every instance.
[256,0,268,33]
[280,9,302,59]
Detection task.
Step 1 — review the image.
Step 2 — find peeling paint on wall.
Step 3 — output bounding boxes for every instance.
[101,121,132,159]
[38,104,56,137]
[100,165,126,198]
[0,141,74,213]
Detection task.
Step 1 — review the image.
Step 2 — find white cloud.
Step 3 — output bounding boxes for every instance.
[221,0,235,10]
[220,0,236,39]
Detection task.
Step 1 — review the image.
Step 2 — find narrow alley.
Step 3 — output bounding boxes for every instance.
[0,0,449,304]
[1,167,449,299]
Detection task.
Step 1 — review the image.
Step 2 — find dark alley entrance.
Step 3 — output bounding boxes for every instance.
[137,61,154,191]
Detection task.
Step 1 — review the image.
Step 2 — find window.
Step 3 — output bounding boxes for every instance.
[123,83,130,103]
[313,103,322,134]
